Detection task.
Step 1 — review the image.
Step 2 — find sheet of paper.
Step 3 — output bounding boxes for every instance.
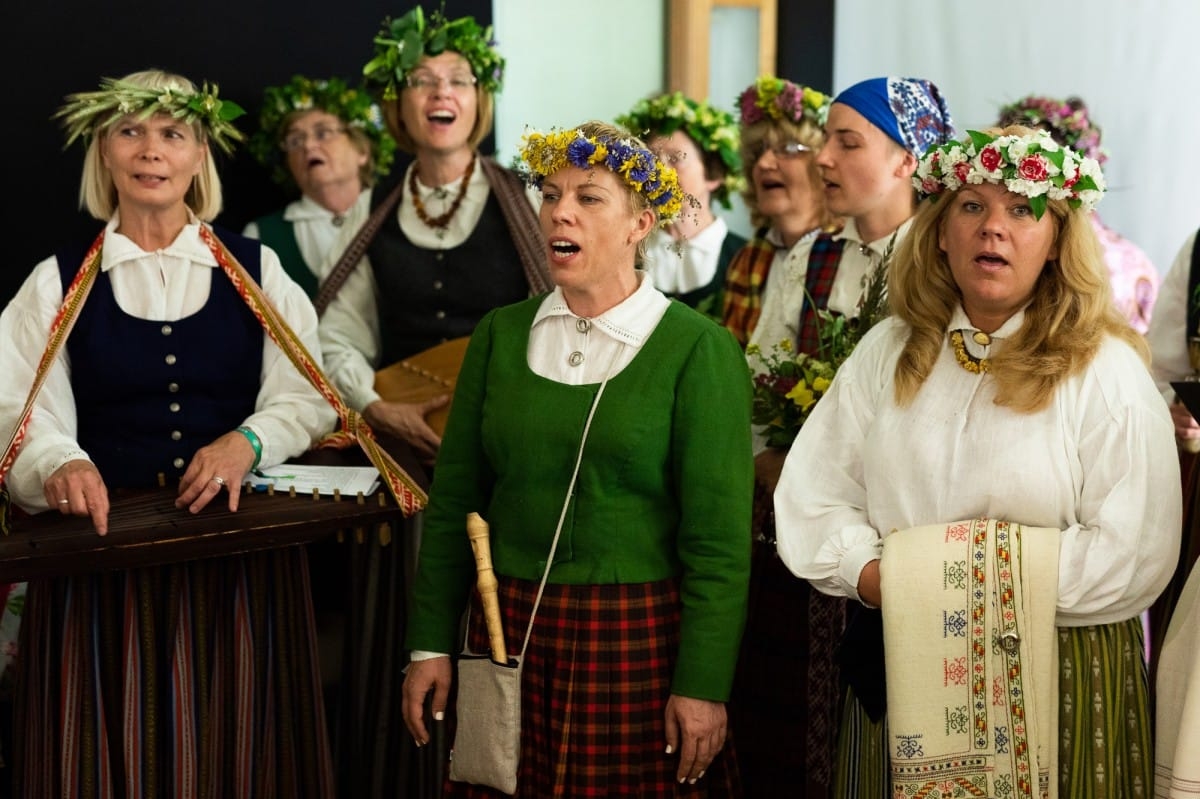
[246,464,381,497]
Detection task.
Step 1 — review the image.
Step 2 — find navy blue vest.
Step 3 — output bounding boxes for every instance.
[58,227,264,488]
[368,187,528,362]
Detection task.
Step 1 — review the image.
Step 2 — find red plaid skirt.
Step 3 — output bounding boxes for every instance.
[447,576,740,798]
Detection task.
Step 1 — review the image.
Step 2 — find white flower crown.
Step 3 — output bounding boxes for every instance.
[914,129,1105,219]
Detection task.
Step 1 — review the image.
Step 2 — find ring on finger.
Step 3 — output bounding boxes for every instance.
[211,475,226,487]
[58,499,70,505]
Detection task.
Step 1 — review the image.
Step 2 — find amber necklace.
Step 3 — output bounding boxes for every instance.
[949,330,990,374]
[409,151,477,229]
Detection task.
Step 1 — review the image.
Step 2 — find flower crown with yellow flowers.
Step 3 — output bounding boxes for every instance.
[615,92,745,209]
[362,6,504,100]
[914,129,1106,220]
[247,75,397,187]
[738,76,830,128]
[517,127,685,223]
[54,76,246,155]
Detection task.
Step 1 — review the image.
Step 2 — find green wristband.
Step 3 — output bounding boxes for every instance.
[236,425,263,470]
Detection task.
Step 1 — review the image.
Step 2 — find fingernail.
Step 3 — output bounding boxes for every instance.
[434,711,444,721]
[698,771,706,779]
[664,744,673,754]
[689,778,698,785]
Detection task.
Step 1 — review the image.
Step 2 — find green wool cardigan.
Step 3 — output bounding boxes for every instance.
[406,296,754,701]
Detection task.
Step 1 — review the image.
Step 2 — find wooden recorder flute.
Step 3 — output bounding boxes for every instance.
[466,511,508,665]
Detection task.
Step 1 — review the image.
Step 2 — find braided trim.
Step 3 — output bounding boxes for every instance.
[199,225,427,514]
[0,231,104,494]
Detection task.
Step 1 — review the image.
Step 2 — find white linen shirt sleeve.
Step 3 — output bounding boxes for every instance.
[774,316,1181,625]
[0,228,336,512]
[1146,230,1198,404]
[773,321,894,603]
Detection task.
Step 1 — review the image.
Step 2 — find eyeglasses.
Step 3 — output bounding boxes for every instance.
[749,141,812,162]
[280,125,347,152]
[404,72,477,92]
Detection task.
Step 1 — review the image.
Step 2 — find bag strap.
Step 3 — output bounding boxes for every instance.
[516,344,624,659]
[1188,229,1200,342]
[312,178,406,318]
[477,157,553,295]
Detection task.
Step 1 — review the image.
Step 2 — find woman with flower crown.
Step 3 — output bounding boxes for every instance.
[0,69,339,796]
[243,74,396,298]
[997,94,1160,335]
[615,92,748,319]
[318,7,551,465]
[725,75,954,798]
[774,124,1179,797]
[400,120,753,797]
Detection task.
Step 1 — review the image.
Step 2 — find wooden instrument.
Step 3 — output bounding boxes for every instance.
[0,447,427,582]
[373,337,470,438]
[466,511,508,665]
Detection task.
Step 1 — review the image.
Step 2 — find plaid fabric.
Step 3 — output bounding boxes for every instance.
[13,547,334,799]
[447,576,740,798]
[796,234,848,356]
[721,230,775,348]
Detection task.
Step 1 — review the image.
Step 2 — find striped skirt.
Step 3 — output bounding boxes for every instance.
[834,617,1153,798]
[446,576,740,798]
[13,546,334,798]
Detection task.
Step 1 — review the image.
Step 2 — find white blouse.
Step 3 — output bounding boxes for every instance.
[0,215,337,511]
[774,307,1180,627]
[243,190,373,282]
[639,217,728,295]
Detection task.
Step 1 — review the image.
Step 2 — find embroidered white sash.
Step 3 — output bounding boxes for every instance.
[881,518,1060,799]
[1155,559,1200,799]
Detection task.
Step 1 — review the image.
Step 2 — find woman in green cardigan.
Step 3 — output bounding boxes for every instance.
[401,120,754,797]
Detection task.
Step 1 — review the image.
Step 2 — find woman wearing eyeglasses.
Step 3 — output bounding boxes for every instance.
[318,7,550,463]
[243,75,396,300]
[726,76,954,797]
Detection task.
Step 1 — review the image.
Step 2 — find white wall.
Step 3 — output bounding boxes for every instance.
[492,0,1199,273]
[492,1,666,165]
[831,0,1200,276]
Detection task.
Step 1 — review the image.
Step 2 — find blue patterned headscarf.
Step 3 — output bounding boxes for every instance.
[834,77,954,158]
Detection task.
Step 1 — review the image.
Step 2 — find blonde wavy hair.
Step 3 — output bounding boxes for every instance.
[889,126,1145,413]
[78,70,224,222]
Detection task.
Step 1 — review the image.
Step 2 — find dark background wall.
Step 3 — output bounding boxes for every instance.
[3,0,829,309]
[3,0,489,308]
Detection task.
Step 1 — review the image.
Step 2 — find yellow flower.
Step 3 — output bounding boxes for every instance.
[786,380,816,411]
[812,376,831,393]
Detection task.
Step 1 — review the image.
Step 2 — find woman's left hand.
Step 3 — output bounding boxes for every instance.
[175,430,257,514]
[664,694,727,785]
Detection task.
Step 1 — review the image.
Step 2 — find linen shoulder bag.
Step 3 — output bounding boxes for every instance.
[449,357,617,794]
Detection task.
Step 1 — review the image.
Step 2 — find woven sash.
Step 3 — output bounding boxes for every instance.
[881,518,1060,799]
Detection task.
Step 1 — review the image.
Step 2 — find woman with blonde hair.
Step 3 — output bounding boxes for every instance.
[401,120,753,796]
[775,124,1179,797]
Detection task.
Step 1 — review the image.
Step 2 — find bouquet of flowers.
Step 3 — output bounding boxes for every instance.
[747,340,836,448]
[748,238,894,447]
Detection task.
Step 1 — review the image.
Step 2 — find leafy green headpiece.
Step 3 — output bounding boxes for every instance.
[247,75,397,187]
[362,6,505,100]
[54,76,246,155]
[616,92,745,209]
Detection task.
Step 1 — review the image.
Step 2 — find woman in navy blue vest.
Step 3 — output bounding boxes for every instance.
[0,69,338,796]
